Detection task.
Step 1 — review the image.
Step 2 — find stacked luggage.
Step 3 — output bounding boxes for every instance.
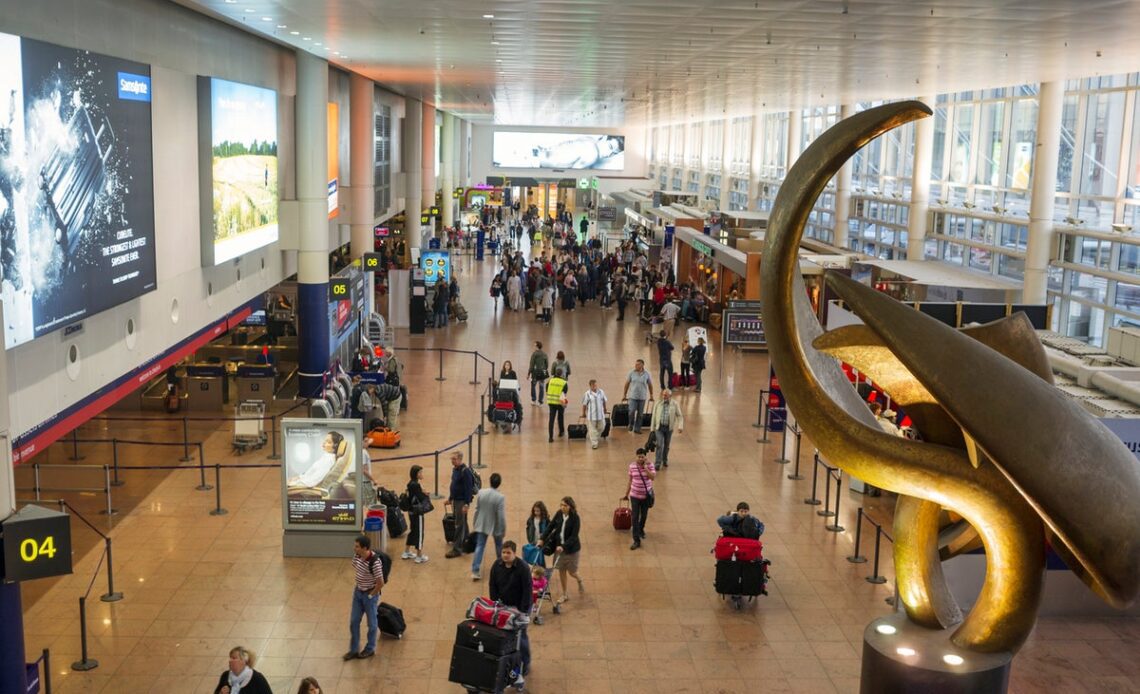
[449,599,527,692]
[713,537,771,610]
[489,386,523,433]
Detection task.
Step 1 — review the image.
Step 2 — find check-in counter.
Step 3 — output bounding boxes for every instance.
[185,364,227,411]
[236,364,276,404]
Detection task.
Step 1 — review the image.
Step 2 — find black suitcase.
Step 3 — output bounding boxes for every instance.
[715,559,770,596]
[443,513,458,543]
[455,619,520,656]
[715,559,742,596]
[448,643,522,692]
[377,602,406,639]
[601,417,611,438]
[387,506,408,538]
[567,424,587,439]
[463,532,478,554]
[612,403,630,427]
[641,411,653,428]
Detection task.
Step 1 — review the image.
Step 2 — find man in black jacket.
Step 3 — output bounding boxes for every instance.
[488,541,532,680]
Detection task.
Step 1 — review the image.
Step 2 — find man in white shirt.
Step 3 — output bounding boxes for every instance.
[660,300,681,336]
[580,379,609,449]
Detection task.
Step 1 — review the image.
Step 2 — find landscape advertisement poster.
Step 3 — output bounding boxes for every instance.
[492,131,625,170]
[199,76,278,265]
[0,32,157,349]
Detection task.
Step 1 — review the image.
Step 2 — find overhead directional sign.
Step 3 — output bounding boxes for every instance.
[329,278,350,301]
[363,253,383,272]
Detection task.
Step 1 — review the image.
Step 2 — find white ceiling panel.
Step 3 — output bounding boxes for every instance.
[173,0,1140,127]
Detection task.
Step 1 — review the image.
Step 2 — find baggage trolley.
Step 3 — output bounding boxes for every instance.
[232,400,267,454]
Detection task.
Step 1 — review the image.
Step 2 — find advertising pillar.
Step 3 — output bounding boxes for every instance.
[281,419,365,557]
[0,303,26,694]
[404,97,423,251]
[834,104,855,249]
[349,74,376,313]
[908,95,935,260]
[441,111,455,228]
[295,52,330,398]
[1025,81,1064,304]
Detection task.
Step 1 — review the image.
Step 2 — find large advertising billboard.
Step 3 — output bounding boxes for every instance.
[281,418,363,530]
[198,77,278,266]
[0,33,157,349]
[492,131,625,170]
[420,250,450,286]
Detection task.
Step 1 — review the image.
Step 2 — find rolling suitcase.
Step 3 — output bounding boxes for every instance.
[387,506,408,538]
[715,537,763,562]
[641,411,653,428]
[448,643,522,693]
[612,403,630,427]
[567,424,587,439]
[601,417,611,438]
[455,619,521,656]
[443,513,459,543]
[613,499,632,530]
[377,602,406,639]
[463,532,478,554]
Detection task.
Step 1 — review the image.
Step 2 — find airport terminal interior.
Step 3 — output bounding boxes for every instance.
[3,1,1140,693]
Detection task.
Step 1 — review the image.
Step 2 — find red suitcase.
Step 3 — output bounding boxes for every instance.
[714,537,763,562]
[613,499,633,530]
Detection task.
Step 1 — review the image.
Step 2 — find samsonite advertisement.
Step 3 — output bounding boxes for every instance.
[0,32,157,349]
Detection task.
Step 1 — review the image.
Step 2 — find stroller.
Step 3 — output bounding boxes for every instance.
[522,545,560,625]
[489,379,523,433]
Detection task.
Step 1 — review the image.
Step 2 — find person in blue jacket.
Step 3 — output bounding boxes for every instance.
[444,452,476,558]
[717,502,764,538]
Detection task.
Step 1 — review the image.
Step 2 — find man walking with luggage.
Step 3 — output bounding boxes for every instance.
[581,379,608,449]
[444,452,476,559]
[470,473,507,580]
[650,388,684,469]
[622,359,654,434]
[344,534,385,661]
[489,541,533,682]
[656,331,675,390]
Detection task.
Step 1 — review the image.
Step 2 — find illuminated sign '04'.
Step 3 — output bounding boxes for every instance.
[1,505,73,582]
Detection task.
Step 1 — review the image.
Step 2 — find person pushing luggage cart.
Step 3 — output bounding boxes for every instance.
[712,502,771,610]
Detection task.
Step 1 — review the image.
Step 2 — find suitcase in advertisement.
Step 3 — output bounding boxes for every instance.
[377,602,406,639]
[567,424,587,439]
[455,619,520,657]
[448,643,522,693]
[714,537,763,562]
[612,403,630,427]
[613,500,632,530]
[443,513,459,543]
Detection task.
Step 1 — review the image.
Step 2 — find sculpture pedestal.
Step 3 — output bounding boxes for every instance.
[861,613,1012,693]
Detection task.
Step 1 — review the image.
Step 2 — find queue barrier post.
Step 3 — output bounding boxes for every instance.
[479,393,487,436]
[109,440,124,487]
[100,466,116,517]
[33,463,41,501]
[436,351,446,382]
[268,415,280,460]
[787,424,804,480]
[209,464,227,516]
[431,451,444,499]
[867,527,888,584]
[470,352,479,385]
[752,389,766,429]
[179,418,192,462]
[817,463,836,518]
[195,443,212,491]
[42,649,51,694]
[804,452,823,506]
[70,598,98,672]
[69,430,85,461]
[774,417,791,464]
[825,468,846,532]
[476,426,484,469]
[756,390,771,443]
[100,537,123,602]
[847,508,868,563]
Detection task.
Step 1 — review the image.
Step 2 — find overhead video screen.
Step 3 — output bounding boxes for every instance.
[493,131,625,171]
[0,33,157,349]
[198,77,278,266]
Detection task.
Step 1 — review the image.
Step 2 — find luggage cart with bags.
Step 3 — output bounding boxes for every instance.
[712,537,771,610]
[232,400,267,454]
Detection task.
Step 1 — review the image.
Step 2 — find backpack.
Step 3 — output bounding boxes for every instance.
[725,516,764,540]
[468,465,482,493]
[368,550,393,586]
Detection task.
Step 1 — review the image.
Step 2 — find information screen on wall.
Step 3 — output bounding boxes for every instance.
[0,32,157,349]
[281,419,362,530]
[420,250,450,285]
[493,131,625,170]
[198,77,278,266]
[723,310,766,347]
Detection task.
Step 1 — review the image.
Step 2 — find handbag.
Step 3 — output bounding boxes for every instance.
[410,495,434,514]
[635,464,655,508]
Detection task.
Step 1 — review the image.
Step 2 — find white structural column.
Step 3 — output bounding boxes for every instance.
[908,95,936,259]
[834,103,855,248]
[458,119,470,188]
[421,102,437,232]
[349,74,375,260]
[404,97,422,250]
[719,121,732,211]
[1024,81,1065,304]
[440,111,455,227]
[786,110,803,172]
[295,51,331,397]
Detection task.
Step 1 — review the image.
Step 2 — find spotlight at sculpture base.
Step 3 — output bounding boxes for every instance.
[861,613,1012,694]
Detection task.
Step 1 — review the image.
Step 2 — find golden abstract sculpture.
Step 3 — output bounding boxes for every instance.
[760,101,1140,654]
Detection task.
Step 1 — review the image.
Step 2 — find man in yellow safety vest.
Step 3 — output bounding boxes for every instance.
[546,368,569,442]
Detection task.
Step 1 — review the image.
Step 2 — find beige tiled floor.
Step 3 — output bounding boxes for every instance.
[18,249,1140,693]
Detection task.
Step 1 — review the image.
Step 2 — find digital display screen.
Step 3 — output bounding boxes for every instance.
[0,32,157,349]
[198,77,278,265]
[420,250,450,286]
[493,131,625,170]
[282,419,362,530]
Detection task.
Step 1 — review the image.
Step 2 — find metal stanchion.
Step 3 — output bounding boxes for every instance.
[786,424,804,480]
[826,469,846,532]
[109,439,124,487]
[209,465,227,516]
[773,420,791,464]
[476,426,484,468]
[479,393,487,436]
[195,443,212,491]
[756,392,771,443]
[100,466,116,516]
[42,649,51,694]
[752,389,766,429]
[179,418,192,462]
[33,463,41,501]
[268,415,280,460]
[431,451,443,499]
[69,430,85,461]
[847,508,868,563]
[100,538,123,602]
[71,598,98,671]
[817,464,836,518]
[467,436,473,471]
[436,350,446,381]
[866,528,888,584]
[804,452,823,506]
[470,352,479,385]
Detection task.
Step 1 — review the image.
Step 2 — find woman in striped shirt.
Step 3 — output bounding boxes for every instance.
[621,448,656,550]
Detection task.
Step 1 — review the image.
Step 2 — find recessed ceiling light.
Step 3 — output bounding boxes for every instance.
[942,654,965,666]
[290,30,300,35]
[483,14,494,19]
[491,41,500,45]
[495,59,502,62]
[302,37,311,41]
[896,647,917,657]
[261,16,273,21]
[244,8,254,12]
[314,42,322,46]
[224,0,237,3]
